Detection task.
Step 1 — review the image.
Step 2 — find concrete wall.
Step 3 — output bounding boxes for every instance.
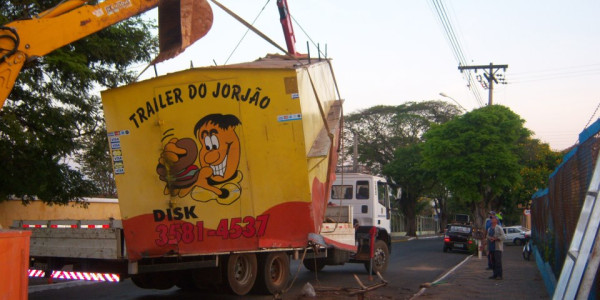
[0,198,121,228]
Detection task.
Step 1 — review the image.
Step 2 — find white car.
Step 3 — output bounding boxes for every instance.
[502,226,528,245]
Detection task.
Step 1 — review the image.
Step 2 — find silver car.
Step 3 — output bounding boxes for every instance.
[502,226,528,245]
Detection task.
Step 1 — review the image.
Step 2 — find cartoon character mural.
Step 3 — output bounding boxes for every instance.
[156,114,243,205]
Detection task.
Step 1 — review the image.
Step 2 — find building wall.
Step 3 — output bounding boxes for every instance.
[0,199,121,228]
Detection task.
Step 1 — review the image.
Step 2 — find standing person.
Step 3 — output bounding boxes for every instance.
[485,211,495,270]
[487,217,506,280]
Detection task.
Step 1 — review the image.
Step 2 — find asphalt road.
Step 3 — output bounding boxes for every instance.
[29,236,468,300]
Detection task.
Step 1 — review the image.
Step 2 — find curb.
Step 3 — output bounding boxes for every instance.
[391,237,415,243]
[416,235,442,240]
[410,254,473,299]
[392,235,441,243]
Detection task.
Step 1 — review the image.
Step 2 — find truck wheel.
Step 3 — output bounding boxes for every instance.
[253,252,290,295]
[364,240,389,274]
[131,274,151,289]
[303,258,326,272]
[226,253,257,296]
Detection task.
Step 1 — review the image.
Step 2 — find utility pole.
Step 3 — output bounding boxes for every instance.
[458,63,508,106]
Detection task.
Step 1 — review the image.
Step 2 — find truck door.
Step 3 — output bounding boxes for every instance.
[376,181,392,232]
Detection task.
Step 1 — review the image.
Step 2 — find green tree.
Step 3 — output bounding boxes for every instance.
[428,182,452,233]
[346,101,461,236]
[75,123,117,198]
[384,144,433,236]
[343,101,462,175]
[496,138,561,225]
[0,1,157,204]
[422,105,531,229]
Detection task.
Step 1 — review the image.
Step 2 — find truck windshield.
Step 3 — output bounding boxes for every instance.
[331,185,353,199]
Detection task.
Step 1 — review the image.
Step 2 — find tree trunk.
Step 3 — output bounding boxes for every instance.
[472,201,490,230]
[433,196,448,233]
[405,209,417,236]
[439,214,448,234]
[401,194,418,236]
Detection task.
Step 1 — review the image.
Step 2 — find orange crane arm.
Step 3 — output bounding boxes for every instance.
[0,0,212,108]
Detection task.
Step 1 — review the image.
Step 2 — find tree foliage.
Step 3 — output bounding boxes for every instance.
[74,123,117,198]
[344,100,461,236]
[496,137,561,224]
[422,105,531,228]
[383,144,434,236]
[0,1,157,203]
[343,101,462,175]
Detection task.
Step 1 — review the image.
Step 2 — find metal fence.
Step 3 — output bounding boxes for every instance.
[391,213,439,236]
[531,119,600,296]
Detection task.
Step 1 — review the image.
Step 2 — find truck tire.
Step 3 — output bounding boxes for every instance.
[253,252,290,295]
[131,275,151,289]
[364,240,389,275]
[302,258,326,272]
[225,253,257,296]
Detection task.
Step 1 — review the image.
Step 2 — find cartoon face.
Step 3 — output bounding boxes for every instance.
[194,115,241,182]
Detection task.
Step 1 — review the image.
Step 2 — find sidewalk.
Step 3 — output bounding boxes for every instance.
[415,244,548,299]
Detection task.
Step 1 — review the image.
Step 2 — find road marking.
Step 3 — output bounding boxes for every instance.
[410,254,473,299]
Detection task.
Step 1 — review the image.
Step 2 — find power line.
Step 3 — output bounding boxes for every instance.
[429,0,485,107]
[433,0,484,106]
[223,0,271,65]
[509,69,600,84]
[289,13,326,58]
[582,101,600,132]
[510,63,600,76]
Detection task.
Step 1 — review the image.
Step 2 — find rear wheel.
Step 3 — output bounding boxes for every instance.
[364,240,390,274]
[131,274,151,289]
[514,238,523,246]
[225,253,257,296]
[303,258,326,272]
[253,252,290,295]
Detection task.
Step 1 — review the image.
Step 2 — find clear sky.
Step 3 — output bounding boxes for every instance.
[138,0,600,151]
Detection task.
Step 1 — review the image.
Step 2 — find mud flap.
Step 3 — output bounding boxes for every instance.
[308,233,357,253]
[154,0,213,63]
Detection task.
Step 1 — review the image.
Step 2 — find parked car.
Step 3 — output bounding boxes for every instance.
[503,226,528,245]
[443,224,473,252]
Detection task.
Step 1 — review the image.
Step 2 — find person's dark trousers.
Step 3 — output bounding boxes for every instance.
[487,251,493,269]
[493,250,503,278]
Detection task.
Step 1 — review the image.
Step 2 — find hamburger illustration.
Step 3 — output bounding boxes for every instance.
[156,138,199,189]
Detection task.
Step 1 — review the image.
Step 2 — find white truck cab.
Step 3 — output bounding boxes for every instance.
[329,173,392,234]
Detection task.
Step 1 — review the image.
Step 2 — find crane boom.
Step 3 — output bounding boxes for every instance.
[0,0,213,108]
